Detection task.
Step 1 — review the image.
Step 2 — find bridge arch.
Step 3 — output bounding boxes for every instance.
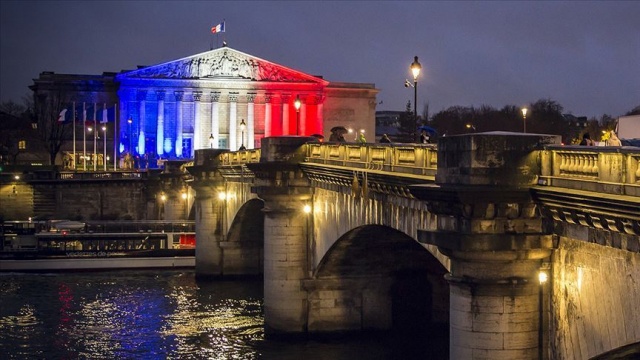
[221,198,264,275]
[305,224,449,333]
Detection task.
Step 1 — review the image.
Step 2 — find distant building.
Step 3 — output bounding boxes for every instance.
[29,46,378,166]
[0,110,47,166]
[562,114,588,128]
[375,110,403,142]
[616,115,640,141]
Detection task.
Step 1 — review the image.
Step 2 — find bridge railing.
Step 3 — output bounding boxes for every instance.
[220,149,261,166]
[306,143,438,177]
[57,171,146,180]
[539,145,640,196]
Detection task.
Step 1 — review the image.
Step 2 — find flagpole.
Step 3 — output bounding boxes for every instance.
[101,103,105,171]
[93,102,97,171]
[72,101,76,170]
[83,102,86,171]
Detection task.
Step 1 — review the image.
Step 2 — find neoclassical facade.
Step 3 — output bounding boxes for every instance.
[29,46,379,166]
[117,46,379,157]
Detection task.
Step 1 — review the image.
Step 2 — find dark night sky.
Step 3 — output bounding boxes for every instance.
[1,1,638,118]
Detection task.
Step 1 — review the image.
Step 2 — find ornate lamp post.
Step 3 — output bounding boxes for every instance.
[127,118,133,153]
[521,107,528,133]
[239,119,246,150]
[102,125,107,171]
[209,134,214,149]
[294,95,301,135]
[410,56,422,142]
[87,126,94,170]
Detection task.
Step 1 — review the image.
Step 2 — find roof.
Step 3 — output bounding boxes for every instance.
[117,46,329,85]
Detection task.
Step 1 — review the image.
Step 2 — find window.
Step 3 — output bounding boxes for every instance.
[18,140,26,150]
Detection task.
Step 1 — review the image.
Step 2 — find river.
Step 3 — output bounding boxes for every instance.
[0,270,448,359]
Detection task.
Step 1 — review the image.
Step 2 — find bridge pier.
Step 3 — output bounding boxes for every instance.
[189,149,229,278]
[416,132,560,359]
[249,137,316,334]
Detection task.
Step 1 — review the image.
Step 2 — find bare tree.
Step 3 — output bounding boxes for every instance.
[397,100,415,142]
[421,102,430,123]
[32,91,72,165]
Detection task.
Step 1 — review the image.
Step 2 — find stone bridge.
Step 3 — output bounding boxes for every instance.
[187,133,640,359]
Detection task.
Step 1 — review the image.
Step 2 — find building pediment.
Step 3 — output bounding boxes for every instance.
[118,47,328,85]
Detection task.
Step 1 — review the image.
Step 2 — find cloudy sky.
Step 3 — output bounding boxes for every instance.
[1,1,638,118]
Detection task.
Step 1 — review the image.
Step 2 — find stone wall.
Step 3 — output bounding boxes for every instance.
[550,228,640,359]
[0,180,155,221]
[0,182,34,221]
[53,181,152,220]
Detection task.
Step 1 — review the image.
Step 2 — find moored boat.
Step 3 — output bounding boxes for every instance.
[0,220,196,272]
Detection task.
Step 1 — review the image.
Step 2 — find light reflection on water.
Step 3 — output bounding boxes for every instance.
[0,270,447,359]
[0,270,263,359]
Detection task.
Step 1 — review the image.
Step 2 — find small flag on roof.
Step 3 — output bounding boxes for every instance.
[211,21,225,34]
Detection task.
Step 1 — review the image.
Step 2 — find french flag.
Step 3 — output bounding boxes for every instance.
[57,108,68,122]
[211,21,225,34]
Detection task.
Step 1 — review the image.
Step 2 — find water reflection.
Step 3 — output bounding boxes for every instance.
[0,270,446,359]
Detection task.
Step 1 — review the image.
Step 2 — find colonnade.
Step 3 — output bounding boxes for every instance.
[121,89,324,158]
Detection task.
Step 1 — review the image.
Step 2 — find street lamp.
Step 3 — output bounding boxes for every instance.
[102,125,107,171]
[410,56,422,142]
[538,269,548,360]
[127,118,133,154]
[294,95,301,135]
[209,133,215,149]
[182,191,188,219]
[87,126,94,170]
[239,119,246,150]
[521,107,528,133]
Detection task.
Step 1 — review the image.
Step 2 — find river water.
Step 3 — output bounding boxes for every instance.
[0,270,448,359]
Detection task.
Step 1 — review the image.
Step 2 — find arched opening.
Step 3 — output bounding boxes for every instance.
[309,225,449,334]
[223,198,264,275]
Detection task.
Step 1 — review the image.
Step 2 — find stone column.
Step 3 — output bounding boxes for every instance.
[189,149,229,278]
[415,133,561,360]
[229,93,238,150]
[300,96,307,136]
[316,94,324,133]
[137,91,147,155]
[210,91,220,148]
[247,93,256,149]
[282,94,290,135]
[156,91,165,156]
[264,94,272,137]
[175,91,184,157]
[193,91,203,155]
[248,136,317,334]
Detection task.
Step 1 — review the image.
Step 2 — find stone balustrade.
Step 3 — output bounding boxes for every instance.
[539,145,640,196]
[57,171,145,180]
[306,143,437,176]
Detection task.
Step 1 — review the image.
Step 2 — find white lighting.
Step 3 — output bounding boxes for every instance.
[538,271,548,284]
[303,204,311,214]
[218,192,227,200]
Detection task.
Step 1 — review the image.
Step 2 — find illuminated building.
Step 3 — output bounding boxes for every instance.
[30,46,379,165]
